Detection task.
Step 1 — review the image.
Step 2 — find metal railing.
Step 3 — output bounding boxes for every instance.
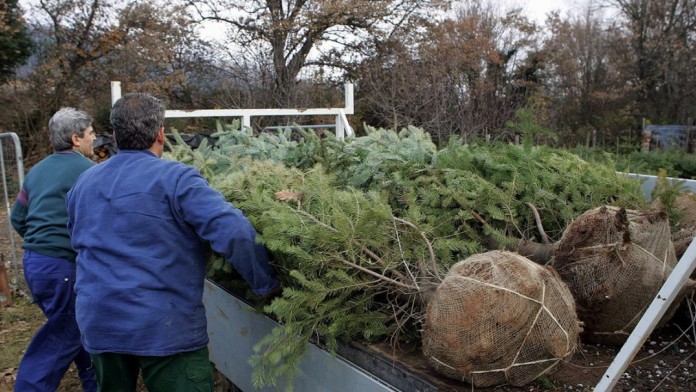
[111,82,355,139]
[0,132,25,290]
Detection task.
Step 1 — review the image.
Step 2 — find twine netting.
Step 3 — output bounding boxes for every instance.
[553,206,692,345]
[671,194,696,259]
[422,251,580,387]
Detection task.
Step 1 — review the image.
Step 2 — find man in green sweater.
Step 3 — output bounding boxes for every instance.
[10,107,97,392]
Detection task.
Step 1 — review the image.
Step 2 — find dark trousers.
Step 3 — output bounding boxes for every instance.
[14,250,96,392]
[91,347,214,392]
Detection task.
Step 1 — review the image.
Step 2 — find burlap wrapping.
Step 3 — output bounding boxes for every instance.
[553,206,692,345]
[672,194,696,259]
[422,251,580,387]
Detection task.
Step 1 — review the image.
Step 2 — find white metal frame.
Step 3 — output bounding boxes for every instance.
[110,81,354,139]
[0,132,25,288]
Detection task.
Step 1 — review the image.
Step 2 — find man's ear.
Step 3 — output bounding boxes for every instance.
[71,133,81,148]
[157,127,165,145]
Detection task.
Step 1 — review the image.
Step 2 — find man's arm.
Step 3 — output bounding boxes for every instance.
[10,187,28,237]
[175,168,279,296]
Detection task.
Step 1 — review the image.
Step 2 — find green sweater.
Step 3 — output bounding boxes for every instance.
[11,150,94,261]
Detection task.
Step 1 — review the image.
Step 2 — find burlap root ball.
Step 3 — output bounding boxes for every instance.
[553,206,694,345]
[671,194,696,260]
[422,250,580,388]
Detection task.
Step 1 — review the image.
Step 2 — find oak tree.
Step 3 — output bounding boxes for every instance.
[187,0,450,105]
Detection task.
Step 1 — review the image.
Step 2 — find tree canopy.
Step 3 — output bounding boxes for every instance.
[0,0,31,83]
[2,0,696,161]
[187,0,451,104]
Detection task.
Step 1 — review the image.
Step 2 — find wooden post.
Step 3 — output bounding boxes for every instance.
[688,118,693,153]
[0,255,13,307]
[640,118,651,152]
[592,129,597,147]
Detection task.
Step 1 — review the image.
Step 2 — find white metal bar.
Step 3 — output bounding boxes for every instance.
[624,172,696,201]
[338,110,354,137]
[242,115,251,129]
[6,133,23,187]
[594,237,696,391]
[335,114,344,140]
[344,83,354,114]
[165,108,350,118]
[111,81,122,106]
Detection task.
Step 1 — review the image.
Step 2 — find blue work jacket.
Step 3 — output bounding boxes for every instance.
[67,150,277,355]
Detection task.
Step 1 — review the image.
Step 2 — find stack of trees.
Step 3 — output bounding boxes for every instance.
[165,122,688,388]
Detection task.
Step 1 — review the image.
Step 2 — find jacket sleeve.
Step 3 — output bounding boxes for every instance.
[174,168,278,295]
[10,187,28,237]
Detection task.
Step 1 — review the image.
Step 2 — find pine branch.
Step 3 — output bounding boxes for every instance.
[393,217,442,282]
[526,202,551,244]
[338,258,417,291]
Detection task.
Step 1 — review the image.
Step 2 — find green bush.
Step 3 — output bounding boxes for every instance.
[571,147,696,179]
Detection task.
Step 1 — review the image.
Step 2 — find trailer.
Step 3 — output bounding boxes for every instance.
[104,82,696,391]
[202,173,696,392]
[204,280,444,392]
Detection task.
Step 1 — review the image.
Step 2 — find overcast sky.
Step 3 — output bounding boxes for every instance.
[516,0,582,22]
[511,0,578,22]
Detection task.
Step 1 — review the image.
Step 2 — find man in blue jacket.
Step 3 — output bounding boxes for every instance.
[66,93,279,391]
[11,108,97,391]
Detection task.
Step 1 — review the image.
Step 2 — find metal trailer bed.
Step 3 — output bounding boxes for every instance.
[202,173,696,392]
[204,279,440,392]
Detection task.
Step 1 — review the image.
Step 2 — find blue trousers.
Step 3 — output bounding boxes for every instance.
[14,250,97,392]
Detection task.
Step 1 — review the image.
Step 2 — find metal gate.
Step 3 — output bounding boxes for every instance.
[0,132,25,292]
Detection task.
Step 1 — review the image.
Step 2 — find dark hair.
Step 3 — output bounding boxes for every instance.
[49,108,92,151]
[110,93,165,150]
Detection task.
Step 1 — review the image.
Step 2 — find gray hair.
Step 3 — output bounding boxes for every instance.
[48,108,93,151]
[110,93,165,150]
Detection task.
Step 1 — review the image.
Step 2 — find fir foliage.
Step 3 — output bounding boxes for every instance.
[210,160,439,389]
[650,168,687,227]
[165,122,647,389]
[435,139,646,241]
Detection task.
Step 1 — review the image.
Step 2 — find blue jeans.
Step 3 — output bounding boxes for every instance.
[14,250,97,392]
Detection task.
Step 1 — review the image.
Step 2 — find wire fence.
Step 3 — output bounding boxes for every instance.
[1,132,25,294]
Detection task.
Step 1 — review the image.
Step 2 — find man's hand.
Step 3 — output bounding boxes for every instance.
[261,283,282,300]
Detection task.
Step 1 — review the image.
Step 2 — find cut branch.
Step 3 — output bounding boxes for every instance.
[338,259,417,291]
[526,202,550,244]
[393,217,442,282]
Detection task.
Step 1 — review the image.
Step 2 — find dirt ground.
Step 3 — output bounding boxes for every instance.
[2,210,696,392]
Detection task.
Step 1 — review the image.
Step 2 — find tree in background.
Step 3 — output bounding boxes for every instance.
[1,0,695,163]
[356,1,539,145]
[27,0,128,114]
[3,0,212,163]
[97,3,213,111]
[608,0,696,124]
[0,0,31,83]
[539,6,635,148]
[187,0,451,107]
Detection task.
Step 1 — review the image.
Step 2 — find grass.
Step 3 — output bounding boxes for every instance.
[0,297,44,370]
